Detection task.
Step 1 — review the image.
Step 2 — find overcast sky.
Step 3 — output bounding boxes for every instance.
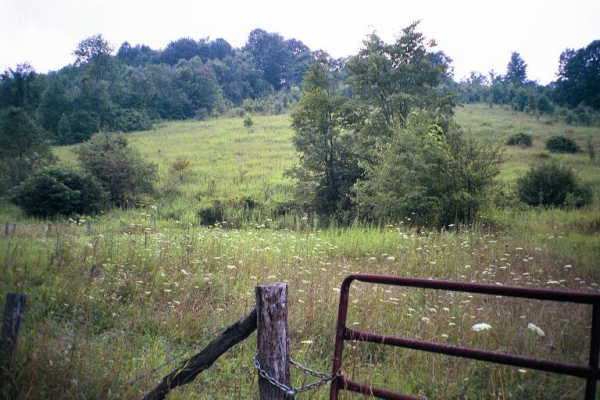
[1,0,599,84]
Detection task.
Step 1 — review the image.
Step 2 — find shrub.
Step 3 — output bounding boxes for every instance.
[506,133,532,147]
[10,167,107,217]
[243,114,254,129]
[198,201,224,226]
[546,136,580,153]
[170,157,192,183]
[517,163,592,207]
[354,113,502,228]
[74,133,158,208]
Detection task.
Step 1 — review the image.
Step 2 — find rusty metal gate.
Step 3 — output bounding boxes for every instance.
[330,274,600,400]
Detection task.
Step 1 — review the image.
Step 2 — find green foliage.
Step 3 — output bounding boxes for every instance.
[10,167,106,217]
[291,24,456,221]
[61,110,99,144]
[290,61,361,216]
[243,29,312,90]
[73,34,113,66]
[555,40,600,110]
[354,112,502,227]
[112,108,152,132]
[74,133,158,208]
[243,114,254,129]
[346,22,454,137]
[505,52,528,86]
[546,136,580,153]
[517,162,592,207]
[0,63,45,113]
[536,95,555,115]
[0,107,55,190]
[506,132,532,147]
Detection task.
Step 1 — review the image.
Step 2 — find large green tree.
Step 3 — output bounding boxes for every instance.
[554,40,600,110]
[290,60,361,216]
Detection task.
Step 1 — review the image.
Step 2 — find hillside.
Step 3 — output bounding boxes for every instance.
[1,104,600,399]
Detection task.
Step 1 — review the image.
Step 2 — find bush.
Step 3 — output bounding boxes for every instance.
[74,133,158,208]
[354,113,502,228]
[506,133,532,147]
[10,167,107,217]
[517,163,592,207]
[243,114,254,129]
[198,201,224,226]
[546,136,580,153]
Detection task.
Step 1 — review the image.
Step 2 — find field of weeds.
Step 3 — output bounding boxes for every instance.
[1,104,599,399]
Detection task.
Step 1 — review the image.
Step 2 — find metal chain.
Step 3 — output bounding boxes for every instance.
[253,354,338,397]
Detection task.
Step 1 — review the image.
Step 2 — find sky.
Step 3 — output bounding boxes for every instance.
[1,0,599,84]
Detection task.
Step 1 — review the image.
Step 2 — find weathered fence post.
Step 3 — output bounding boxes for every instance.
[256,283,292,400]
[1,293,26,385]
[4,223,16,236]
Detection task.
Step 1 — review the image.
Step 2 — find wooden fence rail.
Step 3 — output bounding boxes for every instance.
[142,308,257,400]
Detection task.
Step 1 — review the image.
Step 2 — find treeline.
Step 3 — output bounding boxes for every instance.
[0,29,317,145]
[455,42,600,126]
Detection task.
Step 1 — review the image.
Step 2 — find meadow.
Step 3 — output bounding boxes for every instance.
[1,103,600,399]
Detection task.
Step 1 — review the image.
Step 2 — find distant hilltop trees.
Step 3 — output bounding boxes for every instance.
[0,29,320,146]
[455,43,600,126]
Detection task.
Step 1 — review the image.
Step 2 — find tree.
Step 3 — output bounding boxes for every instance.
[160,38,201,65]
[345,22,454,139]
[208,38,234,60]
[244,29,292,90]
[554,40,600,110]
[37,74,72,136]
[73,34,113,65]
[290,61,361,216]
[74,133,158,207]
[117,42,158,66]
[505,52,527,86]
[0,63,45,112]
[0,107,55,190]
[73,34,115,83]
[173,57,224,115]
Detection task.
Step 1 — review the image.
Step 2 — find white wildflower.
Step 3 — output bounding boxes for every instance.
[527,323,545,337]
[472,323,492,332]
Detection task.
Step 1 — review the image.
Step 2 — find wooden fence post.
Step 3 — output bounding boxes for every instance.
[4,223,15,236]
[256,283,291,399]
[1,293,26,385]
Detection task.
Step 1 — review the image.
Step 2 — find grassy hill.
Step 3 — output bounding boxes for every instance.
[1,104,600,399]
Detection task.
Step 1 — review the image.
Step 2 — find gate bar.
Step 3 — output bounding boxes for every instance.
[330,274,600,400]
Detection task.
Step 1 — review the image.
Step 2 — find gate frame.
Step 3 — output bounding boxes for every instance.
[330,274,600,400]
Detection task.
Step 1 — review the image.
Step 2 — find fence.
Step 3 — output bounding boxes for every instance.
[330,274,600,400]
[3,275,600,399]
